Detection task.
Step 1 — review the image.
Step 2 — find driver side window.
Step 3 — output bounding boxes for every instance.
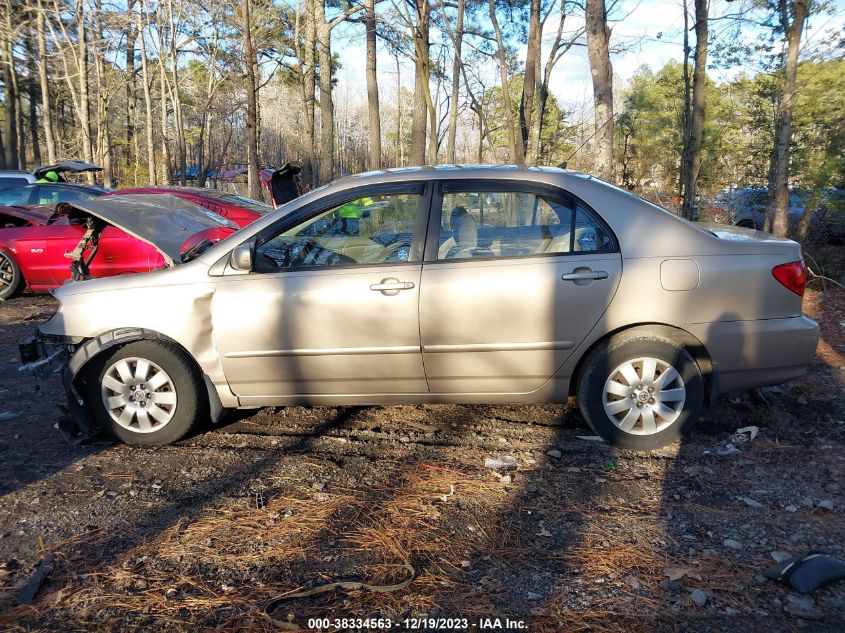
[254,192,421,271]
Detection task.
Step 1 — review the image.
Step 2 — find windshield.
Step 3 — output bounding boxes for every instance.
[203,191,273,215]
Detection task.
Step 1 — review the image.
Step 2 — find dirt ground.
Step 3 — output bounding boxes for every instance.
[0,284,843,632]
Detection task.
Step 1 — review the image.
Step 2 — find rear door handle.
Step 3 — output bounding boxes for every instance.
[561,270,608,281]
[370,278,415,295]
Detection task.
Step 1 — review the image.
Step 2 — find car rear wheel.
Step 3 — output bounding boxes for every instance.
[0,251,24,300]
[84,340,205,446]
[576,330,704,450]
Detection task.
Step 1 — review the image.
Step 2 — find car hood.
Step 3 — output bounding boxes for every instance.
[33,160,103,179]
[57,193,238,265]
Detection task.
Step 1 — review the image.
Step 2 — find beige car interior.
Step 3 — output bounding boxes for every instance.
[437,203,599,260]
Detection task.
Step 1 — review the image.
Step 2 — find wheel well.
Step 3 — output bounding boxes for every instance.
[570,323,716,407]
[67,328,224,421]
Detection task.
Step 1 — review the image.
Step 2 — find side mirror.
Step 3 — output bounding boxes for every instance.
[230,242,253,271]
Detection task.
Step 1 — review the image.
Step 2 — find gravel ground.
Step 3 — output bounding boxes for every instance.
[0,286,843,632]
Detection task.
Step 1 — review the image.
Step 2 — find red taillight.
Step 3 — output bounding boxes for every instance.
[772,260,807,296]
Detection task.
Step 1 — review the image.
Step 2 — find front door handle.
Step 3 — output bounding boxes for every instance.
[561,270,609,281]
[370,278,415,295]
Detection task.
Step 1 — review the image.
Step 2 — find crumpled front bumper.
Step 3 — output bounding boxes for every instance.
[19,330,97,444]
[19,330,76,373]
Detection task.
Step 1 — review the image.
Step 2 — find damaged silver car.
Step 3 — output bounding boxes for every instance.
[21,166,819,450]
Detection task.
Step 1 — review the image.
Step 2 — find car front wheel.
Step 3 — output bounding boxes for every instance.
[576,330,704,450]
[84,340,205,446]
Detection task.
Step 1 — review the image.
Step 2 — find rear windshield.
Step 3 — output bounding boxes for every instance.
[203,191,273,215]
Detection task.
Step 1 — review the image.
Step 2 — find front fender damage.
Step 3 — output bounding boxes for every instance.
[19,327,227,445]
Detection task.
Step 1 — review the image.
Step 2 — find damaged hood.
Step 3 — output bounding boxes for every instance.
[58,193,238,265]
[33,160,103,179]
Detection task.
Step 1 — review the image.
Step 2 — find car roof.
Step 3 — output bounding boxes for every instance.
[0,170,34,177]
[304,164,590,195]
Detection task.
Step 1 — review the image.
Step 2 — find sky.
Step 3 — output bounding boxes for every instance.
[330,0,845,115]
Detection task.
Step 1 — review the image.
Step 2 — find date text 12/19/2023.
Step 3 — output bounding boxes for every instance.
[305,617,529,630]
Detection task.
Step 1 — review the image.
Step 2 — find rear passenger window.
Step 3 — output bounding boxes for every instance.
[437,191,612,260]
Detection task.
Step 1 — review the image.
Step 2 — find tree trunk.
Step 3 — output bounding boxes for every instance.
[93,1,113,187]
[243,0,261,197]
[768,0,809,238]
[36,0,56,164]
[409,1,430,166]
[315,1,334,183]
[76,0,95,180]
[300,0,317,186]
[395,50,403,166]
[519,0,541,164]
[159,60,172,184]
[167,0,186,187]
[1,28,19,169]
[23,34,42,166]
[488,0,522,164]
[445,0,464,164]
[138,12,156,185]
[197,111,213,188]
[680,0,708,220]
[795,189,821,242]
[586,0,614,182]
[364,0,381,170]
[126,0,137,184]
[681,0,691,199]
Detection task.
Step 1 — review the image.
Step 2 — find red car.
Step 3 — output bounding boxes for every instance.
[106,187,272,227]
[0,194,237,300]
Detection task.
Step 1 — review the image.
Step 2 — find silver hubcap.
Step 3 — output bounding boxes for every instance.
[0,253,15,288]
[602,356,686,435]
[101,357,177,433]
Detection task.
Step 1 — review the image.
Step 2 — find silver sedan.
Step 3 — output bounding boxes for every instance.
[22,166,819,450]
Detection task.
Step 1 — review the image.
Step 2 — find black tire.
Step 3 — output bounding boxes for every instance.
[82,340,205,446]
[0,251,25,300]
[576,329,704,451]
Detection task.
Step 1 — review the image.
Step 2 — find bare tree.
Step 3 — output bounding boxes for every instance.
[92,0,113,187]
[166,0,187,186]
[767,0,810,237]
[531,1,582,163]
[138,1,156,184]
[75,0,94,175]
[680,0,708,220]
[314,0,365,183]
[241,0,261,198]
[35,0,56,164]
[519,0,540,164]
[445,0,465,163]
[586,0,613,181]
[400,0,433,166]
[488,0,522,164]
[365,0,381,170]
[1,0,20,168]
[294,0,317,186]
[126,0,138,183]
[24,32,42,166]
